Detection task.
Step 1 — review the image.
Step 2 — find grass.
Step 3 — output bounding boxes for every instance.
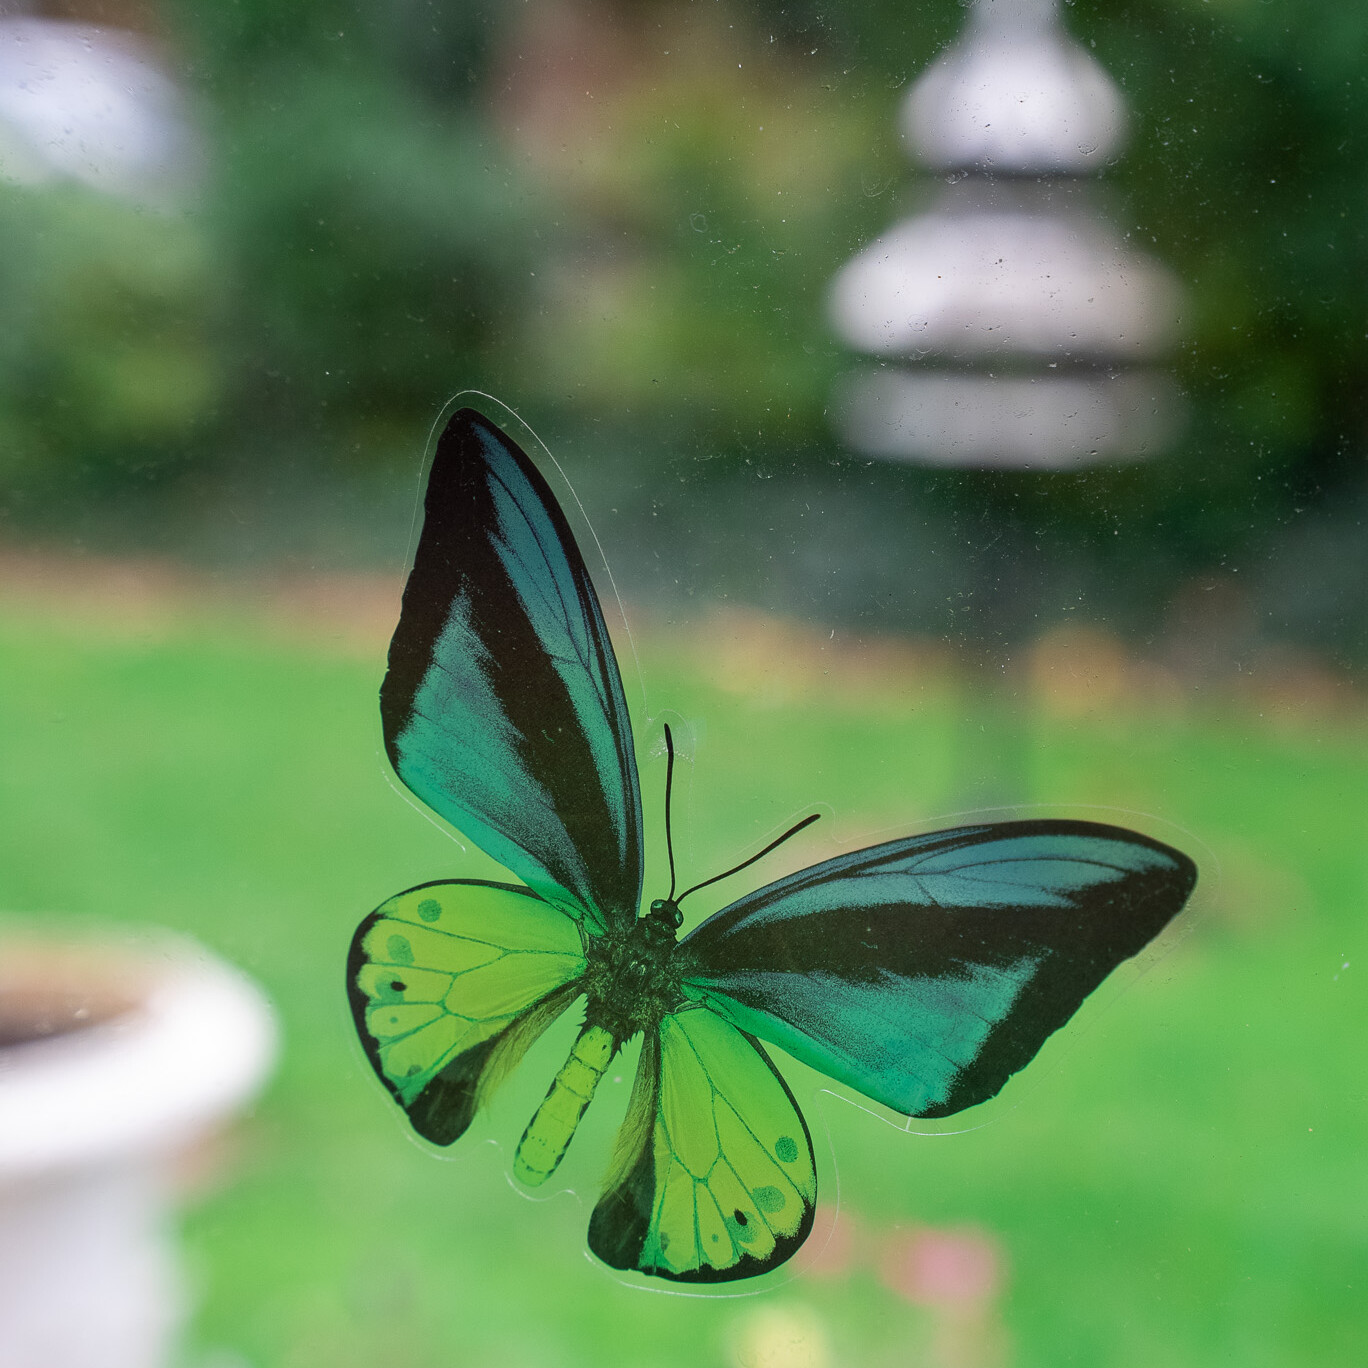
[0,588,1363,1368]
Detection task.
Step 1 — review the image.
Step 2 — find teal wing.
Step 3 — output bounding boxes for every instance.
[589,1008,817,1283]
[380,409,643,933]
[678,819,1196,1119]
[348,879,586,1144]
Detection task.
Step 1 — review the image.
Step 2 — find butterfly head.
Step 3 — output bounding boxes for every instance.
[646,897,684,938]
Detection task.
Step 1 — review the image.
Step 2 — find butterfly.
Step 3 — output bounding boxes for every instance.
[346,407,1197,1284]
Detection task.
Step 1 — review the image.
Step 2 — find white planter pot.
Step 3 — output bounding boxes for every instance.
[0,935,277,1368]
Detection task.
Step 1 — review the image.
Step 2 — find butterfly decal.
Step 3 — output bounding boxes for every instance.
[347,408,1197,1283]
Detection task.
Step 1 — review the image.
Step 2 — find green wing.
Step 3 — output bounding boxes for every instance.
[347,879,586,1145]
[589,1008,816,1283]
[380,409,643,933]
[678,820,1195,1120]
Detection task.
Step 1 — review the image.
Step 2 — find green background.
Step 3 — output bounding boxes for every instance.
[0,583,1361,1367]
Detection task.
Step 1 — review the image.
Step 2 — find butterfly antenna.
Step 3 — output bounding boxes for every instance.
[663,723,678,902]
[675,812,821,906]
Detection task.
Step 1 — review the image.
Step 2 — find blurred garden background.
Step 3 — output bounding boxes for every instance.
[0,0,1364,1366]
[3,0,1365,662]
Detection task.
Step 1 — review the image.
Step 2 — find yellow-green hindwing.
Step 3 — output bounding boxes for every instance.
[589,1008,817,1282]
[348,880,586,1144]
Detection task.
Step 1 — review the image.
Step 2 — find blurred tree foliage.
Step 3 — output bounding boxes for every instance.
[0,0,1362,658]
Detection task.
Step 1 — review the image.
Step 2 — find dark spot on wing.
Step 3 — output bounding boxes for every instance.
[754,1186,785,1214]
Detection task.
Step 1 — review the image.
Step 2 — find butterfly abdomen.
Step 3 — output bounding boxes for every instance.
[513,1023,616,1187]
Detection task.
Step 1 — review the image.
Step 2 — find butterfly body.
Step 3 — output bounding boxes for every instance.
[513,900,685,1186]
[512,1021,616,1186]
[579,898,686,1044]
[347,406,1197,1283]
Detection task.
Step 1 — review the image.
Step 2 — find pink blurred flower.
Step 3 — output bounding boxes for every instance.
[878,1225,1004,1308]
[799,1204,858,1279]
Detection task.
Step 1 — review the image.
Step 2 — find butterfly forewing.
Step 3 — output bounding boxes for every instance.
[589,1009,816,1283]
[381,409,644,932]
[678,820,1196,1119]
[348,880,587,1144]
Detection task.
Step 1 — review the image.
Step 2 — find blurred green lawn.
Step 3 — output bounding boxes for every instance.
[0,589,1363,1368]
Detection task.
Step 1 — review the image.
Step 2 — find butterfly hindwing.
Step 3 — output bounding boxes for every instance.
[589,1008,816,1283]
[679,819,1196,1120]
[348,879,587,1144]
[381,409,643,933]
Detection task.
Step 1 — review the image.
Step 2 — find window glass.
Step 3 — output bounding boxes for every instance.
[0,3,1359,1367]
